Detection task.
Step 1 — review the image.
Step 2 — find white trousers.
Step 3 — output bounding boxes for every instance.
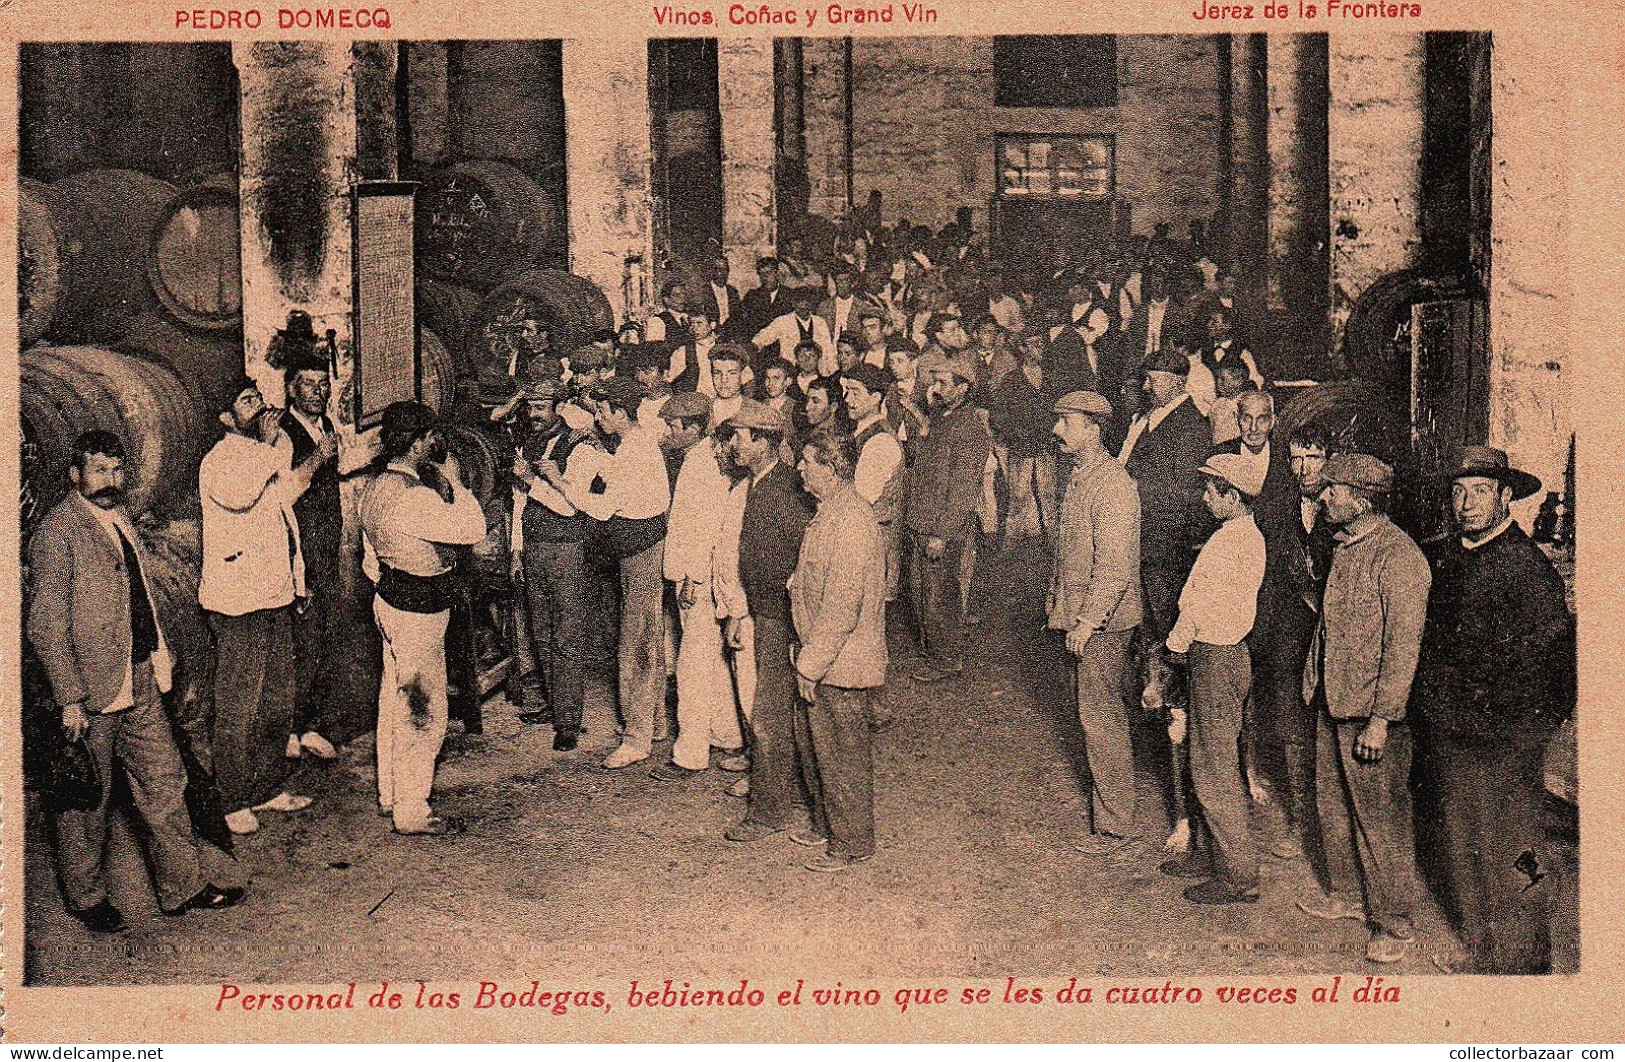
[374,596,450,830]
[672,589,745,769]
[732,616,757,723]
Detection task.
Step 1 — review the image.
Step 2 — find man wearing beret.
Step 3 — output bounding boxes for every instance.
[1413,447,1574,973]
[1162,453,1267,903]
[904,353,993,683]
[1048,391,1143,856]
[1299,453,1430,963]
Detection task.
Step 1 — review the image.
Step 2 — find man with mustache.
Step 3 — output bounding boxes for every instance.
[29,431,246,931]
[199,379,334,836]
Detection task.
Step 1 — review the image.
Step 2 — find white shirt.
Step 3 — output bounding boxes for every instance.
[664,440,735,584]
[1188,342,1264,416]
[755,311,837,374]
[1301,496,1319,535]
[668,335,718,394]
[76,493,173,711]
[852,414,904,506]
[710,393,745,431]
[561,423,671,522]
[638,392,671,429]
[361,460,488,582]
[1167,513,1266,653]
[1118,392,1194,466]
[1142,298,1169,357]
[198,430,305,616]
[710,282,732,326]
[1235,441,1271,490]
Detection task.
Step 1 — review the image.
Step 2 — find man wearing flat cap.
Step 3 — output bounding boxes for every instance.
[904,352,993,683]
[1161,452,1267,904]
[360,402,489,834]
[1048,391,1143,856]
[1298,453,1431,963]
[1413,446,1574,973]
[653,389,746,782]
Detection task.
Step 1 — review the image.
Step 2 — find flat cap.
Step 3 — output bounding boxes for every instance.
[568,345,607,370]
[726,399,792,434]
[589,375,646,410]
[1143,347,1190,376]
[1199,452,1267,499]
[1052,390,1114,418]
[927,354,980,385]
[1323,452,1395,493]
[522,377,561,402]
[659,390,713,422]
[840,362,892,396]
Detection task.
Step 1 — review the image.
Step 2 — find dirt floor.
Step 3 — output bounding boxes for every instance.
[23,540,1580,987]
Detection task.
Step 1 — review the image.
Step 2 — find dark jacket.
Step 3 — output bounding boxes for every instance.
[991,367,1057,459]
[736,283,788,342]
[1123,393,1211,569]
[1413,523,1574,748]
[282,413,341,583]
[736,463,816,623]
[904,402,992,542]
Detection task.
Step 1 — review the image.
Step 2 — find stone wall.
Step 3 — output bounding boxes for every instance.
[800,35,1225,235]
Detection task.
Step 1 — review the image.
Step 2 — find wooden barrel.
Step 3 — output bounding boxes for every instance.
[115,312,245,415]
[443,422,505,506]
[19,178,66,348]
[146,173,242,331]
[415,277,481,377]
[419,327,455,416]
[21,344,207,517]
[48,169,178,343]
[466,268,613,395]
[415,159,559,291]
[137,519,213,720]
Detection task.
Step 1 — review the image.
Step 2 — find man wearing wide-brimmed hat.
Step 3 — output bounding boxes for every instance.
[1413,446,1574,973]
[1297,453,1431,964]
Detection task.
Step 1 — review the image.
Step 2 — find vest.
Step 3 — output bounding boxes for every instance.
[855,419,906,525]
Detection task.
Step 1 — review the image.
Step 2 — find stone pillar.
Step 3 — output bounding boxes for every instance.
[1489,32,1572,502]
[803,37,850,222]
[718,38,778,283]
[562,39,654,327]
[407,42,451,169]
[1328,33,1425,356]
[1264,33,1329,380]
[775,38,809,227]
[234,42,359,407]
[1228,34,1268,287]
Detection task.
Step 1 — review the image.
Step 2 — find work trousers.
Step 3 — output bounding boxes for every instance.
[1188,642,1258,889]
[208,607,296,812]
[614,540,668,755]
[53,690,204,913]
[523,534,588,736]
[672,588,744,770]
[1316,713,1418,938]
[795,683,879,860]
[292,548,338,734]
[374,597,450,830]
[1073,628,1138,839]
[907,530,966,671]
[1431,739,1553,973]
[745,615,799,828]
[1006,452,1059,541]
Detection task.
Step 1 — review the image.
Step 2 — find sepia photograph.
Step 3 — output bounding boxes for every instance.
[3,10,1607,1042]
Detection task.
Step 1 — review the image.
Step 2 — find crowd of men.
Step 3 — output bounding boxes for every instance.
[24,213,1574,975]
